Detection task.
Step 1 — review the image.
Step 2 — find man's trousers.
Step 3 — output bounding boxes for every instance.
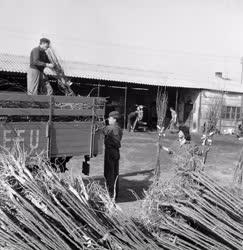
[104,148,120,198]
[27,68,53,95]
[27,68,43,95]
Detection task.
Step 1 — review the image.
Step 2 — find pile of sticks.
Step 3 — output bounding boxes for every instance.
[155,87,168,177]
[0,146,180,250]
[45,47,74,96]
[142,158,243,250]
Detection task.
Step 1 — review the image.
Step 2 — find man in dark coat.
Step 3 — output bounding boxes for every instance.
[103,111,123,199]
[27,38,54,95]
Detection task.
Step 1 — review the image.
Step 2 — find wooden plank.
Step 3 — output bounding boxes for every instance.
[0,93,106,105]
[50,121,92,129]
[53,95,95,104]
[0,108,50,116]
[51,122,92,156]
[0,93,50,102]
[0,108,103,117]
[53,109,93,116]
[0,121,103,158]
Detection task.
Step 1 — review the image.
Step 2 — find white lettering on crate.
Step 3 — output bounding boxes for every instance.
[30,130,39,151]
[2,129,40,151]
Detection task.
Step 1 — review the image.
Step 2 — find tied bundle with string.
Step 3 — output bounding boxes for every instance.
[0,144,180,250]
[45,47,74,96]
[141,156,243,250]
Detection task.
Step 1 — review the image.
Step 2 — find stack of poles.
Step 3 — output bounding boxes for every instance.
[0,148,182,250]
[144,165,243,250]
[155,86,168,177]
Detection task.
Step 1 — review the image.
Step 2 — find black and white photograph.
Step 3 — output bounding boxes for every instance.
[0,0,243,249]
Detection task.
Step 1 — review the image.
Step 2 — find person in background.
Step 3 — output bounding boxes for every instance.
[169,107,178,131]
[163,125,203,170]
[127,108,138,132]
[163,125,191,152]
[103,111,123,199]
[236,122,243,139]
[27,38,54,95]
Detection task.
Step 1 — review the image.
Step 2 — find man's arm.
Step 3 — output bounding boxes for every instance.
[105,128,122,149]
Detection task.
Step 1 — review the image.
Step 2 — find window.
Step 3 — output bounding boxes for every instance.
[236,107,241,119]
[221,106,241,120]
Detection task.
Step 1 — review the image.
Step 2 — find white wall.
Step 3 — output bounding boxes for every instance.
[194,90,242,133]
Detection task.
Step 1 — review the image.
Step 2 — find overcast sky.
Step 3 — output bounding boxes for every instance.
[1,0,243,82]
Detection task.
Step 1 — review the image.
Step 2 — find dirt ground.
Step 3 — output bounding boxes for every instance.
[67,131,243,216]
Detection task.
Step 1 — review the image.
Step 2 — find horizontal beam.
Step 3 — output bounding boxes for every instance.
[0,93,49,102]
[0,93,105,105]
[0,108,104,117]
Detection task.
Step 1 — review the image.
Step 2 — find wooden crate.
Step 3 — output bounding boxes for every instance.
[0,93,105,158]
[0,121,94,157]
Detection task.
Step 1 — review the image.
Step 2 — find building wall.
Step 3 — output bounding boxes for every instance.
[192,90,243,133]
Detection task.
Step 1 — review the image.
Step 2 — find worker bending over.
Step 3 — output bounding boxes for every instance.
[27,38,54,95]
[103,111,123,199]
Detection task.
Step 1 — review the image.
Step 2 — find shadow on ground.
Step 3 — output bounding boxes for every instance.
[84,169,155,203]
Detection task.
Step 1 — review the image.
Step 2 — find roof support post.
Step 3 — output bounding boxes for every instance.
[175,88,179,113]
[123,84,128,129]
[198,91,202,133]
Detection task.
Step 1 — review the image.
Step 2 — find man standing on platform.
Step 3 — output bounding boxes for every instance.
[27,38,54,95]
[103,111,123,199]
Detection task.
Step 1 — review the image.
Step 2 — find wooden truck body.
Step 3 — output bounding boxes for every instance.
[0,93,105,159]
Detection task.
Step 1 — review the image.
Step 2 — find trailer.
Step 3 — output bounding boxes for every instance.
[0,92,106,171]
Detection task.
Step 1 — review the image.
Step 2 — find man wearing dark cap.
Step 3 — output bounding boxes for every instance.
[27,38,54,95]
[103,111,123,199]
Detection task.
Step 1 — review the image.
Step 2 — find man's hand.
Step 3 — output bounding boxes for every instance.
[46,63,54,68]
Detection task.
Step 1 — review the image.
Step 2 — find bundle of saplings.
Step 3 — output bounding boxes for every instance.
[141,157,243,250]
[0,145,179,250]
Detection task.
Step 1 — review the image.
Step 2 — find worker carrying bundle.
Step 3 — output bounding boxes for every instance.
[27,38,54,95]
[103,111,123,199]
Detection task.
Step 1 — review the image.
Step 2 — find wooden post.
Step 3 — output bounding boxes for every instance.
[241,57,243,84]
[175,88,179,113]
[218,92,224,133]
[240,95,243,121]
[123,85,128,129]
[89,98,96,157]
[46,96,53,159]
[155,134,162,177]
[97,83,100,97]
[198,91,202,133]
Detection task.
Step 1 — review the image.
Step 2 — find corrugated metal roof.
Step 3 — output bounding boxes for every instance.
[1,53,243,93]
[0,53,29,74]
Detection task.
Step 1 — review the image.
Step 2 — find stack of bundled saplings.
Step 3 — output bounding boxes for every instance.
[45,47,74,96]
[142,157,243,250]
[0,145,181,250]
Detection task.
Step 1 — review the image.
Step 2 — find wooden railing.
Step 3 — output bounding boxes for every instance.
[0,93,105,118]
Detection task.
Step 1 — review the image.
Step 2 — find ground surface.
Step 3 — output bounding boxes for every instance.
[67,131,243,216]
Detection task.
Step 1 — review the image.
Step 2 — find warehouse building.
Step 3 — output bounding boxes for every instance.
[0,53,243,133]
